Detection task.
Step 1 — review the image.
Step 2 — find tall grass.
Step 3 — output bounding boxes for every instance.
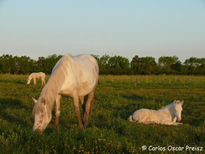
[0,74,204,153]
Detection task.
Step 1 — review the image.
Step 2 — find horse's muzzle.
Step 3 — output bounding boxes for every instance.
[33,127,43,134]
[177,117,182,122]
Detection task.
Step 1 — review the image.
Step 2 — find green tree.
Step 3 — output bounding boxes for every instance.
[131,56,157,74]
[42,54,62,74]
[98,55,110,74]
[158,56,179,74]
[107,56,129,74]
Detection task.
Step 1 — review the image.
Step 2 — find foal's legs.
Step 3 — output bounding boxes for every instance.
[55,94,61,127]
[138,116,149,123]
[73,94,84,130]
[162,121,183,125]
[41,77,45,85]
[83,91,94,128]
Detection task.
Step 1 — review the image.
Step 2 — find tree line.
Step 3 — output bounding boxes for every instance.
[0,54,205,75]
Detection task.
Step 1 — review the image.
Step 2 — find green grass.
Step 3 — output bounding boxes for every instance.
[0,74,204,153]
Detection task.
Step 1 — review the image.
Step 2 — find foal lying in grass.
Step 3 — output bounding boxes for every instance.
[129,100,184,125]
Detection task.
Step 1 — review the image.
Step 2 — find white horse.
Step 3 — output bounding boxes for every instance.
[27,72,46,85]
[129,100,184,125]
[32,54,99,132]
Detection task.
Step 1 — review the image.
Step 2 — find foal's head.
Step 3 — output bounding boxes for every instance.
[173,100,184,122]
[32,97,51,133]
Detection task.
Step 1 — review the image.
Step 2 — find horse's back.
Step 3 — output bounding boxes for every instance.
[132,109,150,120]
[134,109,150,115]
[74,54,99,72]
[73,55,99,95]
[53,54,99,96]
[52,54,98,74]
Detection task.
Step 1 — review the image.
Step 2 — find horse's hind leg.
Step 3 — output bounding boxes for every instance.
[41,78,45,85]
[43,77,46,85]
[73,94,84,130]
[55,94,61,127]
[83,91,94,128]
[89,97,94,116]
[138,116,149,123]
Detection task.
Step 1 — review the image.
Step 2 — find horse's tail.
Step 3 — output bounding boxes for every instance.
[129,115,134,122]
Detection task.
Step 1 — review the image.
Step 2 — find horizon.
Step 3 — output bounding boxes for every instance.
[0,0,205,62]
[1,52,204,64]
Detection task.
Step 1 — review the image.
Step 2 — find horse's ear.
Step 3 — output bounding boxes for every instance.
[32,97,38,104]
[181,100,184,105]
[174,100,177,104]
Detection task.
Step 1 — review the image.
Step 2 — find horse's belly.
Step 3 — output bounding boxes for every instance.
[78,80,97,96]
[58,78,97,97]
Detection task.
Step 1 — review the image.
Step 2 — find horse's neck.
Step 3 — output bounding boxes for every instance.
[159,105,175,118]
[40,75,62,110]
[158,106,172,115]
[158,107,169,114]
[40,57,70,109]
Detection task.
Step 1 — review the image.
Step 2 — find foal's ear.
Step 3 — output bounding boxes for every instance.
[32,97,38,104]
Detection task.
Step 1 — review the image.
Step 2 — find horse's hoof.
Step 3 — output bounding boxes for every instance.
[78,125,84,130]
[84,122,88,128]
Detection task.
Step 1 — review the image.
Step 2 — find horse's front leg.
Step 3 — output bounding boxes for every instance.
[73,94,83,130]
[174,122,183,125]
[173,117,177,123]
[80,96,84,105]
[162,121,183,125]
[83,91,94,128]
[55,94,61,127]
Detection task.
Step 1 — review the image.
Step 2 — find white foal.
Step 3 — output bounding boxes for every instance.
[129,100,184,125]
[27,72,46,85]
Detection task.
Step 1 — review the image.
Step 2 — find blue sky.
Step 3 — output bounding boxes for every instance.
[0,0,205,61]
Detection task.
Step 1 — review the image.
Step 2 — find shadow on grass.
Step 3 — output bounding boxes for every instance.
[0,79,26,85]
[0,98,32,127]
[122,94,171,103]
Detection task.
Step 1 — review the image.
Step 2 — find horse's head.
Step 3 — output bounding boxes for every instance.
[173,100,184,122]
[32,97,51,133]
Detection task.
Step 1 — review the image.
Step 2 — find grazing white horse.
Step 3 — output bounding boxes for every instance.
[32,54,99,132]
[27,72,46,85]
[129,100,184,125]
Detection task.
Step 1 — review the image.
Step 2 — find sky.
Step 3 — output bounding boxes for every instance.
[0,0,205,62]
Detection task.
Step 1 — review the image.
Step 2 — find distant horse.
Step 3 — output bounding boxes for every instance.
[129,100,184,125]
[32,54,99,132]
[27,72,46,85]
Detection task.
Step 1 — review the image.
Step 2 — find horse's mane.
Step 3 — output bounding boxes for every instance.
[36,54,73,111]
[160,100,180,110]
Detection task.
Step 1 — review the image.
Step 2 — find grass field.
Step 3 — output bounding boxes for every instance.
[0,74,204,153]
